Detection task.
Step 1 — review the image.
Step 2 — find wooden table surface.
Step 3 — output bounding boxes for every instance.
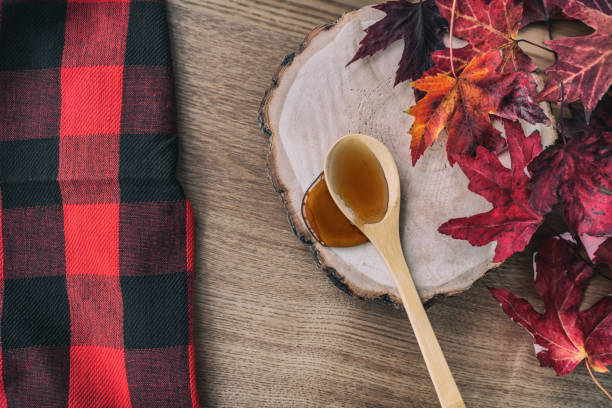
[166,1,612,406]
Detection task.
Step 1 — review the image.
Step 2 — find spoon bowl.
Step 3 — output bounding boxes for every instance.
[324,133,400,234]
[324,134,465,408]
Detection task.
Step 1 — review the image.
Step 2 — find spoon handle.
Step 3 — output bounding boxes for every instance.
[374,233,465,408]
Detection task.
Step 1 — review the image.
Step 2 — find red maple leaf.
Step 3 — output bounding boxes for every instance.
[438,120,545,262]
[528,131,612,236]
[564,92,612,137]
[594,237,612,266]
[422,44,477,77]
[520,0,559,26]
[347,0,448,85]
[491,237,612,375]
[436,0,536,73]
[497,71,551,125]
[590,92,612,131]
[537,0,612,120]
[416,45,477,100]
[583,234,612,267]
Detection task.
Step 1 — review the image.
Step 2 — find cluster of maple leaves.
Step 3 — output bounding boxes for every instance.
[348,0,612,384]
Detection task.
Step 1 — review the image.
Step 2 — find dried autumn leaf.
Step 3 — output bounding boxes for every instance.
[408,50,542,164]
[521,0,559,26]
[581,234,609,260]
[497,72,551,125]
[417,45,476,101]
[436,0,536,73]
[580,296,612,374]
[347,0,448,85]
[565,93,612,137]
[582,233,612,267]
[424,48,549,125]
[591,93,612,131]
[528,131,612,236]
[422,44,477,77]
[438,120,544,262]
[594,237,612,266]
[537,0,612,119]
[408,51,505,164]
[491,236,612,375]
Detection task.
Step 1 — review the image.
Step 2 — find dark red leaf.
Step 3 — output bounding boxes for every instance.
[591,92,612,131]
[436,0,536,73]
[537,0,612,120]
[580,296,612,373]
[438,120,545,262]
[507,118,544,180]
[422,44,478,77]
[440,202,543,261]
[528,131,612,236]
[347,0,448,85]
[564,92,612,138]
[454,144,513,207]
[521,0,559,26]
[496,72,551,125]
[594,237,612,266]
[581,234,609,261]
[491,236,612,375]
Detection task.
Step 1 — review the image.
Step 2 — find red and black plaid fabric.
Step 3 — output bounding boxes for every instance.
[0,1,200,406]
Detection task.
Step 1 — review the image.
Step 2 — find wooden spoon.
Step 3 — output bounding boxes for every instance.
[324,134,465,408]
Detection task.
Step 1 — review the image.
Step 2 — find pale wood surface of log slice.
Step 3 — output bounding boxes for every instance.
[260,6,556,303]
[168,0,612,406]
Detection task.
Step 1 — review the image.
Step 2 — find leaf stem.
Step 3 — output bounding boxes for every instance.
[546,19,553,42]
[542,224,612,282]
[541,225,594,267]
[586,359,612,400]
[559,81,567,144]
[544,18,560,62]
[515,39,556,56]
[449,0,457,78]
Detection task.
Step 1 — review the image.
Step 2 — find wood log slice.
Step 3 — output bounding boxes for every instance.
[259,6,556,305]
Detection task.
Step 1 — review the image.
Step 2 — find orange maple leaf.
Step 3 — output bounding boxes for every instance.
[407,50,514,165]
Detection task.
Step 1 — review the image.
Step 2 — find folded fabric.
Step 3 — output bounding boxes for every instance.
[0,1,200,406]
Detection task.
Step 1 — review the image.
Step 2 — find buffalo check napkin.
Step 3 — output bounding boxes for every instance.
[0,1,200,406]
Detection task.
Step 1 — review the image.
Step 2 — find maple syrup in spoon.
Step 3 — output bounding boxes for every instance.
[301,140,388,247]
[302,173,368,247]
[326,138,389,223]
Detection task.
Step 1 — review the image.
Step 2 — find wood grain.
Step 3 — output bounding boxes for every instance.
[166,1,612,406]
